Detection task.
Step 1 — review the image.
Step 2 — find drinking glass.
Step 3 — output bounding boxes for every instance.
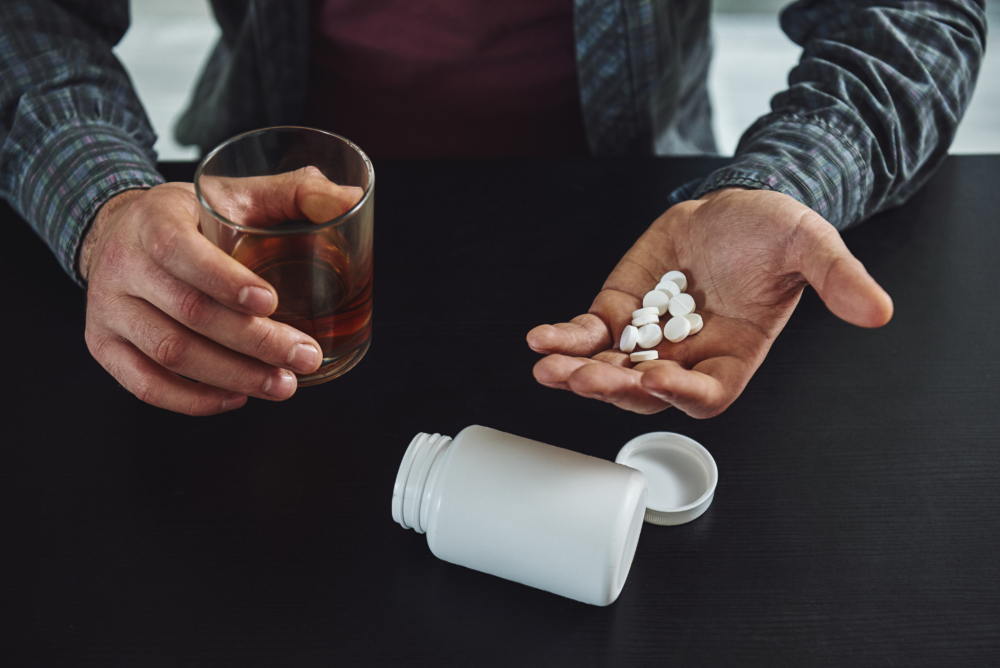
[195,127,374,385]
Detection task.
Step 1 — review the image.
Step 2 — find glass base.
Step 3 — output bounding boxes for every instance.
[295,336,371,386]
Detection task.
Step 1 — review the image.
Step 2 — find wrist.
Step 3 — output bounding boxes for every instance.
[697,186,751,202]
[78,188,149,283]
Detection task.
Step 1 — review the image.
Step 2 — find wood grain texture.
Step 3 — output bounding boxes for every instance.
[0,157,997,667]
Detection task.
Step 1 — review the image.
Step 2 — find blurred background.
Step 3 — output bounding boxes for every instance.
[116,0,999,161]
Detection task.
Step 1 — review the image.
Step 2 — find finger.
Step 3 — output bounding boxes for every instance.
[533,354,671,413]
[532,349,633,388]
[587,289,644,351]
[108,296,300,402]
[592,349,633,366]
[565,360,672,414]
[133,266,322,374]
[533,354,595,390]
[86,330,247,416]
[206,166,365,226]
[139,203,279,317]
[640,355,752,418]
[527,313,614,357]
[792,220,894,328]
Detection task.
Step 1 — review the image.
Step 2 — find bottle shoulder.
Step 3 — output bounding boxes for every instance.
[452,424,486,446]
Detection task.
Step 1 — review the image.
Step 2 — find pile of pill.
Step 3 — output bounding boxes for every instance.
[619,271,703,363]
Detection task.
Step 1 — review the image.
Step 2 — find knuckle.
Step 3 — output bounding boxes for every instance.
[176,286,215,327]
[145,219,183,266]
[200,266,234,304]
[248,320,280,360]
[131,374,162,408]
[95,238,131,278]
[298,165,323,180]
[85,280,109,308]
[84,325,102,356]
[152,331,190,370]
[185,393,223,417]
[84,327,114,363]
[222,365,267,398]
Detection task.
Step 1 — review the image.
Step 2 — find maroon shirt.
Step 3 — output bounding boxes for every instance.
[302,0,589,158]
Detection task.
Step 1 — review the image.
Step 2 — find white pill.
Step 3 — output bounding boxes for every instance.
[637,323,663,349]
[642,290,671,316]
[668,293,696,317]
[661,271,687,292]
[630,350,658,363]
[683,312,703,335]
[620,325,639,353]
[663,316,691,343]
[655,280,681,299]
[632,313,659,327]
[632,306,659,319]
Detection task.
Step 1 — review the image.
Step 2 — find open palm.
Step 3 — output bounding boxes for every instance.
[527,188,894,418]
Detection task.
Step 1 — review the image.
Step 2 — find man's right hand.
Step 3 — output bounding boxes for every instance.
[79,170,360,415]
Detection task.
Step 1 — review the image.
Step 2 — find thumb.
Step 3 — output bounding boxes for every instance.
[793,221,894,328]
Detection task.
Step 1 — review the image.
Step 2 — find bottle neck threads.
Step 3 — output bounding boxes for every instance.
[392,432,453,533]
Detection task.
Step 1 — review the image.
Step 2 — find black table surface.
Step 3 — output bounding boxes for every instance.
[1,156,998,667]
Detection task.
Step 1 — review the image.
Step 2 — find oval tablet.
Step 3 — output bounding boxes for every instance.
[642,290,671,316]
[663,316,691,343]
[661,271,687,292]
[668,293,696,317]
[620,325,639,353]
[655,280,681,299]
[637,323,663,349]
[683,312,703,335]
[632,306,659,320]
[630,350,658,363]
[632,313,659,327]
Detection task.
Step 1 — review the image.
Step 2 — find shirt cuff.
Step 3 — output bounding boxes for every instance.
[668,115,870,230]
[13,122,164,287]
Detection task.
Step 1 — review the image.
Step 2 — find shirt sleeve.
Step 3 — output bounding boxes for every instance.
[0,0,164,287]
[670,0,987,230]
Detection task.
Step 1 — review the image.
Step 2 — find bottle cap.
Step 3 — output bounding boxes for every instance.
[615,432,718,526]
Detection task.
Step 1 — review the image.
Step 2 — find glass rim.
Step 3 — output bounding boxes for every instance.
[193,126,375,236]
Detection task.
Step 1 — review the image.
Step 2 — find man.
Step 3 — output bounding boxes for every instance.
[0,0,986,416]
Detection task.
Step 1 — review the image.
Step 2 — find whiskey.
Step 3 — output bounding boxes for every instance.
[232,226,372,360]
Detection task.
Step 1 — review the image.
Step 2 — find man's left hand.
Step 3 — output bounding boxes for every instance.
[526,188,894,418]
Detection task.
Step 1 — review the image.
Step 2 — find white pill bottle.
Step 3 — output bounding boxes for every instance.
[392,426,648,606]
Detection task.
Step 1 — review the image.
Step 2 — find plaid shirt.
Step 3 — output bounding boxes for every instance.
[0,0,987,286]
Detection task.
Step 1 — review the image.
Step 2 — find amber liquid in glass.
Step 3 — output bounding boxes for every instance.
[232,227,372,361]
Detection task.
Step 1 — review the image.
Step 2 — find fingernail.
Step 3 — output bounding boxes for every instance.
[238,286,275,315]
[263,369,297,399]
[221,393,247,412]
[287,343,321,373]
